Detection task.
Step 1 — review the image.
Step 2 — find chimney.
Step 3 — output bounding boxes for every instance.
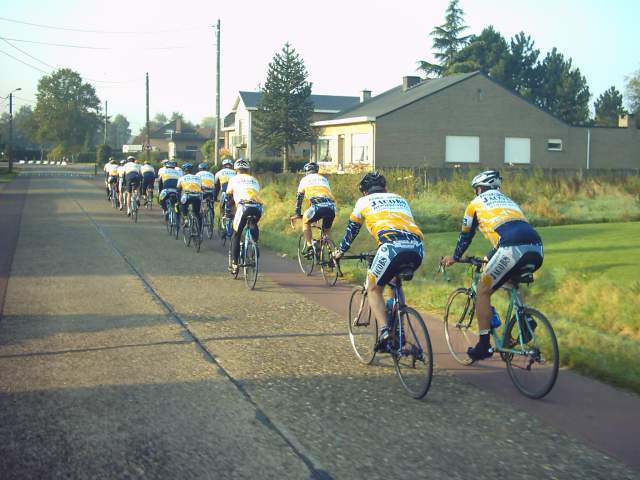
[175,118,182,133]
[402,76,421,91]
[360,89,371,103]
[618,113,636,128]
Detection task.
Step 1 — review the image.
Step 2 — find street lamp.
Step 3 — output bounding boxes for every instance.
[3,87,22,173]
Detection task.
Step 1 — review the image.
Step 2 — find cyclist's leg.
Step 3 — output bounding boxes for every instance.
[320,204,336,239]
[302,205,317,248]
[179,194,189,224]
[193,195,202,229]
[247,205,262,242]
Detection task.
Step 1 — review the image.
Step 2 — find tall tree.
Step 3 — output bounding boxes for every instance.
[153,112,168,124]
[625,68,640,115]
[447,26,509,79]
[33,68,101,150]
[534,48,590,125]
[254,42,314,172]
[417,0,470,77]
[0,106,38,151]
[506,32,540,99]
[108,114,131,150]
[199,116,217,129]
[593,87,625,126]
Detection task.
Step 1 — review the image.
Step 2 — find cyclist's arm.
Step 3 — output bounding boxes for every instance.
[338,207,363,253]
[213,177,221,201]
[294,191,304,217]
[452,204,478,261]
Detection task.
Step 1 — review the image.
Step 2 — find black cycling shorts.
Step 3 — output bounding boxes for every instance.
[303,200,336,230]
[142,173,155,191]
[125,172,141,193]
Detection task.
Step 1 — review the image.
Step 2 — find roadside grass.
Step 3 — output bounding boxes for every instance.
[0,167,16,183]
[257,173,640,392]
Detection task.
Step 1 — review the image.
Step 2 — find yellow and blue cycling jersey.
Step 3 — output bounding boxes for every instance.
[196,171,216,190]
[453,189,541,260]
[105,163,119,177]
[214,168,236,200]
[177,174,202,194]
[294,173,335,216]
[226,173,262,205]
[158,167,181,190]
[339,192,423,252]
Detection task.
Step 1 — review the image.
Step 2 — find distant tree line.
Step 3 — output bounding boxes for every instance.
[418,0,638,126]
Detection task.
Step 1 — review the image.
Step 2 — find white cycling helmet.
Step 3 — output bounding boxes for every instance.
[234,158,250,170]
[127,155,136,161]
[471,170,501,189]
[222,158,234,168]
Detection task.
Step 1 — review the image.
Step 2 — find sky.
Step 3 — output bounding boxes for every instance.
[1,0,638,136]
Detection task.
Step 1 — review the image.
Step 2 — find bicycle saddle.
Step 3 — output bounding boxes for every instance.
[397,263,417,281]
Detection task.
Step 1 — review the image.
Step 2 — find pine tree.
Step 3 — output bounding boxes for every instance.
[254,43,313,172]
[594,87,625,126]
[417,0,470,77]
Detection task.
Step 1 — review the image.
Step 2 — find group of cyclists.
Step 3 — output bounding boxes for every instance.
[104,154,543,363]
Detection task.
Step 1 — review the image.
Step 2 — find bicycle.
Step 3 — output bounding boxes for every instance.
[290,216,340,286]
[165,192,180,239]
[339,253,433,399]
[182,203,202,253]
[110,183,118,209]
[440,256,559,399]
[217,197,232,246]
[129,187,140,223]
[201,196,216,240]
[144,186,154,210]
[228,215,259,290]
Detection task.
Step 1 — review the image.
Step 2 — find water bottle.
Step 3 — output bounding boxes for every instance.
[490,306,502,329]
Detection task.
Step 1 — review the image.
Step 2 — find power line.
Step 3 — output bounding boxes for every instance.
[1,38,139,84]
[0,36,193,50]
[0,48,49,73]
[0,16,209,34]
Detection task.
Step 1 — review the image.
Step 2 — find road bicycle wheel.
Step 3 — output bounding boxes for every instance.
[173,208,180,240]
[319,238,339,286]
[147,189,153,210]
[504,308,559,399]
[244,237,259,290]
[166,208,173,234]
[393,307,434,399]
[183,216,191,247]
[131,195,138,223]
[193,214,202,253]
[347,287,377,365]
[204,206,214,240]
[228,243,240,279]
[443,288,476,366]
[111,188,118,209]
[297,234,314,276]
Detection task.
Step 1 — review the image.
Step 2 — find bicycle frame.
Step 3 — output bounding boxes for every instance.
[466,264,532,356]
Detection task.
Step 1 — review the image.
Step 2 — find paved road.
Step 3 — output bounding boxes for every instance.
[0,176,637,479]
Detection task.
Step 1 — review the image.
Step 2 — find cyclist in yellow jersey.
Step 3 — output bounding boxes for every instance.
[442,170,543,361]
[334,172,425,350]
[158,160,181,220]
[225,158,263,274]
[196,162,216,204]
[177,163,203,228]
[123,156,142,216]
[214,158,237,213]
[290,162,336,257]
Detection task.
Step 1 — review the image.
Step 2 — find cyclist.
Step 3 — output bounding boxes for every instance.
[214,158,236,216]
[442,170,544,361]
[158,160,182,220]
[117,159,126,211]
[140,160,156,206]
[104,158,118,201]
[290,162,336,257]
[177,162,203,230]
[123,156,142,216]
[225,159,262,275]
[196,162,216,211]
[333,172,424,350]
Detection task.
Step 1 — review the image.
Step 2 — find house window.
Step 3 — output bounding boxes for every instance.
[445,136,480,163]
[504,137,530,164]
[186,145,198,151]
[547,139,563,151]
[317,138,332,163]
[351,133,369,163]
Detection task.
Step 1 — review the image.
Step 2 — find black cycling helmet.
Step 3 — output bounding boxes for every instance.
[198,162,209,172]
[182,162,193,173]
[222,157,234,168]
[358,171,386,194]
[303,162,319,174]
[165,160,177,168]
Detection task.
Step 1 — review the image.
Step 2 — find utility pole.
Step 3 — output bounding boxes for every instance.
[104,100,108,145]
[214,19,221,167]
[7,88,23,173]
[145,72,150,162]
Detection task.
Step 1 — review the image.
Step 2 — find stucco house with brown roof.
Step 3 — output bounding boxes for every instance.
[312,71,639,172]
[131,118,213,162]
[223,91,360,162]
